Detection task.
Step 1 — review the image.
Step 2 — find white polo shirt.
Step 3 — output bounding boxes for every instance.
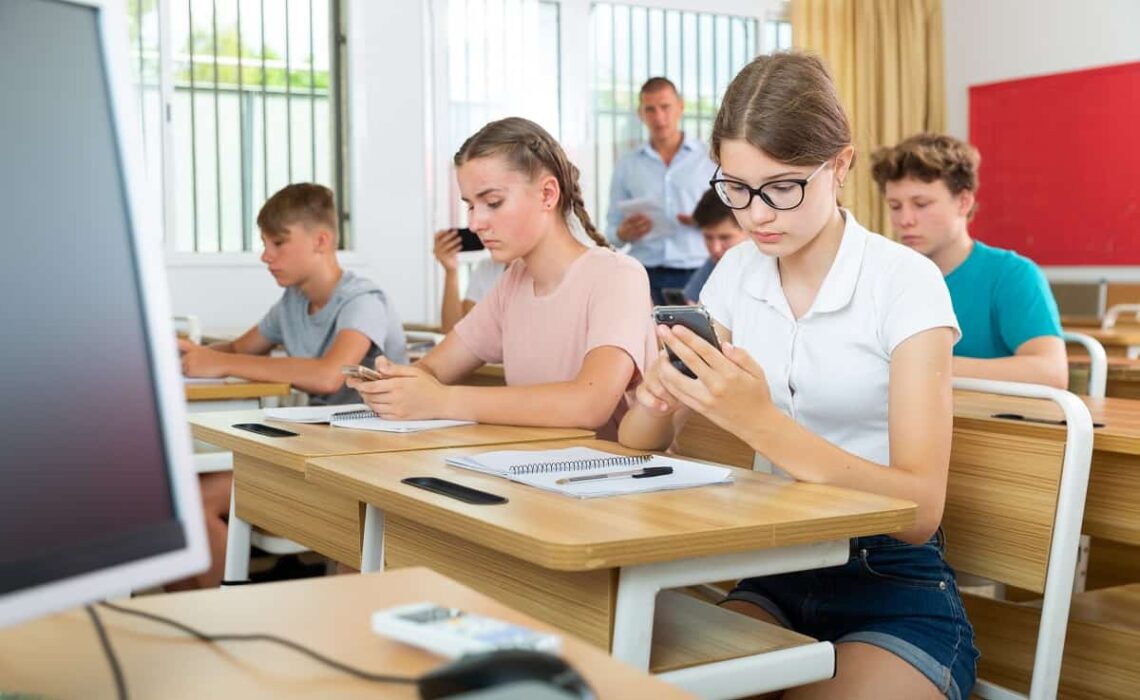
[700,211,959,473]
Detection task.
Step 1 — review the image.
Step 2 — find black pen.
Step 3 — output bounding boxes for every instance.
[556,466,674,485]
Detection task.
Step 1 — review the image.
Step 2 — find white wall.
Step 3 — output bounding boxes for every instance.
[943,0,1140,139]
[943,0,1140,281]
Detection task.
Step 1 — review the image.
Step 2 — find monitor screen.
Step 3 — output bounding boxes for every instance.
[0,0,195,601]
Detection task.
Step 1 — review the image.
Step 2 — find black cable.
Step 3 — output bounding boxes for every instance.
[97,601,418,685]
[85,605,129,700]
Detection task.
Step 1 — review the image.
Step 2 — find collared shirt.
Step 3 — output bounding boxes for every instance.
[700,212,959,473]
[606,134,718,268]
[945,240,1061,358]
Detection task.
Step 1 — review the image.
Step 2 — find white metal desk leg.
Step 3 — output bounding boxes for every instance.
[361,504,385,573]
[223,479,252,584]
[611,565,661,669]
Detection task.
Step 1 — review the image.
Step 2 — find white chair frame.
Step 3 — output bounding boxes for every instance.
[954,378,1094,700]
[1063,330,1107,398]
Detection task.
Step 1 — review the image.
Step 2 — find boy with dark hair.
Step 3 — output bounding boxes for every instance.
[681,188,748,303]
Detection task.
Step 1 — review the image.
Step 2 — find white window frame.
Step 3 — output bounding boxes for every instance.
[128,0,353,266]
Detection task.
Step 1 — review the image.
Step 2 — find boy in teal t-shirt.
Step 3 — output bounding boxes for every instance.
[871,133,1067,388]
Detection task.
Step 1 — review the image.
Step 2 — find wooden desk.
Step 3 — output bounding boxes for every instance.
[185,379,292,403]
[1069,354,1140,399]
[306,438,915,667]
[954,390,1140,587]
[1065,326,1140,358]
[189,411,593,568]
[0,568,691,700]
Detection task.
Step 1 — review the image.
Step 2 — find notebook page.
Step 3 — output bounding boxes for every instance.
[263,404,370,423]
[445,447,630,477]
[511,455,734,498]
[329,414,473,433]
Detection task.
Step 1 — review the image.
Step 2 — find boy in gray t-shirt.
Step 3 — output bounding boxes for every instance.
[178,183,406,405]
[258,269,406,404]
[175,183,404,590]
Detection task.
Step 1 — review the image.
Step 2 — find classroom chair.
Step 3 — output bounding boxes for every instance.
[1102,303,1140,330]
[948,378,1094,700]
[1063,330,1107,398]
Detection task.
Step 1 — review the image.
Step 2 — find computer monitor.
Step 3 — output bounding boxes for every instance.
[0,0,208,627]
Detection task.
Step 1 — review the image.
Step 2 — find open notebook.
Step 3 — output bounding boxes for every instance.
[446,446,734,498]
[262,404,473,433]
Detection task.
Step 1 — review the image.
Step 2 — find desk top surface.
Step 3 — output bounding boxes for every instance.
[1069,353,1140,380]
[189,410,595,471]
[954,389,1140,456]
[184,378,292,401]
[307,438,916,571]
[1065,326,1140,345]
[0,567,690,700]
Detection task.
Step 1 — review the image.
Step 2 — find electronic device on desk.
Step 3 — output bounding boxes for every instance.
[418,649,594,699]
[373,602,562,658]
[0,0,208,628]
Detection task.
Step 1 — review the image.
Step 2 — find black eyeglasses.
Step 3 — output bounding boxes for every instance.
[709,161,830,211]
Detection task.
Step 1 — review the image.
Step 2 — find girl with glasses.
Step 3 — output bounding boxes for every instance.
[349,117,655,440]
[618,53,977,699]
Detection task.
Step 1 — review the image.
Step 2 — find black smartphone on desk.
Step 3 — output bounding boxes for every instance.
[457,227,485,252]
[652,305,721,379]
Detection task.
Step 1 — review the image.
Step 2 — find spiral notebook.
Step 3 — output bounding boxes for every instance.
[445,446,734,498]
[262,404,473,433]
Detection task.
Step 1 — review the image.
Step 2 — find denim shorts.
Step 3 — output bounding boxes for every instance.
[723,529,978,700]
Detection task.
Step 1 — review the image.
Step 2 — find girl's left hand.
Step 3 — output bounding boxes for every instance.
[348,359,452,420]
[656,324,776,438]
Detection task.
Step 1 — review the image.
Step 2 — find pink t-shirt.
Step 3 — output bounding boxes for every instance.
[454,247,656,439]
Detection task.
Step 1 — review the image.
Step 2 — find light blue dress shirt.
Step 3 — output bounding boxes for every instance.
[606,135,718,268]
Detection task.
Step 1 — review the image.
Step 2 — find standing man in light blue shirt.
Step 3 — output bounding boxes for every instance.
[607,77,718,304]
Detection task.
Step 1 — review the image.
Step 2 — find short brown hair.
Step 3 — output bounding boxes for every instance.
[711,52,851,167]
[640,76,678,97]
[870,133,980,196]
[256,183,337,240]
[691,188,737,229]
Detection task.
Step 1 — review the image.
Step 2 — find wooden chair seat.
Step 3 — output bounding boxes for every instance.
[963,584,1140,699]
[649,590,816,674]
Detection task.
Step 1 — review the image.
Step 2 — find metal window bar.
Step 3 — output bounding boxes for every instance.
[237,0,249,250]
[309,0,316,183]
[284,0,292,182]
[187,0,200,251]
[212,0,222,251]
[590,2,758,217]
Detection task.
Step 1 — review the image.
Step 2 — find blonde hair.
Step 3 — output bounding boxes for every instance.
[453,117,608,248]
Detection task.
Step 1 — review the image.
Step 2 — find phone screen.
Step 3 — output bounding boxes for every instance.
[652,305,721,378]
[457,227,485,252]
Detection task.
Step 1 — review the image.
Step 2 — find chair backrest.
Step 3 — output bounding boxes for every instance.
[1103,303,1140,330]
[950,378,1094,700]
[673,412,754,469]
[943,423,1067,592]
[1062,330,1107,398]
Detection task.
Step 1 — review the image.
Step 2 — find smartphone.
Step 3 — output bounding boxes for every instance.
[372,602,561,658]
[402,477,508,505]
[232,422,299,438]
[652,305,721,379]
[457,227,485,252]
[341,364,384,382]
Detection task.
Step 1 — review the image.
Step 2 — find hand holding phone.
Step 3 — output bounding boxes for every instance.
[652,305,722,379]
[457,227,485,252]
[341,364,385,382]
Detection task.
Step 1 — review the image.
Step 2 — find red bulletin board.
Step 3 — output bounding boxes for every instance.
[968,61,1140,265]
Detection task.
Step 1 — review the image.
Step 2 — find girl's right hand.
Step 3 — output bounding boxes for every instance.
[432,229,461,271]
[636,348,683,416]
